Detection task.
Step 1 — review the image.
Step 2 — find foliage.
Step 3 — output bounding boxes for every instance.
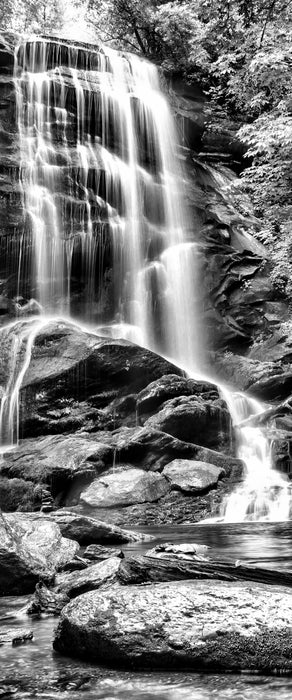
[239,103,292,296]
[0,0,82,34]
[85,0,210,78]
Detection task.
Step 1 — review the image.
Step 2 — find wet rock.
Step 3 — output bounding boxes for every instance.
[61,555,89,572]
[0,511,78,594]
[0,511,48,595]
[5,513,79,570]
[0,627,33,646]
[51,510,152,545]
[26,582,69,616]
[185,156,282,353]
[146,542,209,560]
[53,580,292,672]
[210,347,292,402]
[0,433,113,498]
[170,80,205,152]
[0,476,39,511]
[84,545,124,562]
[249,331,292,365]
[162,459,225,494]
[17,321,182,438]
[92,479,237,528]
[136,374,219,415]
[1,425,241,511]
[56,557,121,598]
[145,395,231,450]
[80,468,170,508]
[249,373,292,402]
[112,426,239,475]
[208,350,284,397]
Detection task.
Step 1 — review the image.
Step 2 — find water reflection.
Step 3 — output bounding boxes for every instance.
[122,521,292,570]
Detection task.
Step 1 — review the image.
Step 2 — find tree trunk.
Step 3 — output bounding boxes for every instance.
[118,554,292,587]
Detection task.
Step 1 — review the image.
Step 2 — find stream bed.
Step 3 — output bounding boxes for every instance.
[2,521,292,699]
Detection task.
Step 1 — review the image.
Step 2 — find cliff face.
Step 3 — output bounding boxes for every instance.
[0,33,23,314]
[0,31,285,353]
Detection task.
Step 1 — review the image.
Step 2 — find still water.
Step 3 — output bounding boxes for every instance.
[2,521,292,699]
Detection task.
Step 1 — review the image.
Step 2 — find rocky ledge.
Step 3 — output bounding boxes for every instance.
[53,579,292,673]
[0,319,243,524]
[0,509,150,595]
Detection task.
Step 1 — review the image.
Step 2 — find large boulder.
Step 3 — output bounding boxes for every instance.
[145,395,231,450]
[80,468,170,508]
[162,459,225,494]
[54,580,292,672]
[0,319,183,441]
[56,557,121,598]
[16,320,182,438]
[0,433,114,496]
[136,374,219,415]
[0,511,78,595]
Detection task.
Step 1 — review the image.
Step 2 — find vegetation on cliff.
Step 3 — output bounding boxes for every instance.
[85,1,292,300]
[1,0,292,298]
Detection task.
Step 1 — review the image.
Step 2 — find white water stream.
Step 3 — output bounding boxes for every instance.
[0,36,290,521]
[220,389,291,521]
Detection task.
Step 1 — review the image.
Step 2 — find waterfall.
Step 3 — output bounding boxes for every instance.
[219,390,291,522]
[0,317,44,452]
[13,37,200,367]
[0,35,289,520]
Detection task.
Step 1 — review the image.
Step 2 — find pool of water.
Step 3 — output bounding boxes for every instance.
[122,520,292,569]
[2,521,292,699]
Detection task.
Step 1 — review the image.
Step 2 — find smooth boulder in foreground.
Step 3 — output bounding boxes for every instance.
[54,580,292,672]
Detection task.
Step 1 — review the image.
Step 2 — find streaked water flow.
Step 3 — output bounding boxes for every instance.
[219,390,291,522]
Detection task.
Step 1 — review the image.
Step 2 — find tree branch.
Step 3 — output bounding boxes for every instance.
[259,0,278,47]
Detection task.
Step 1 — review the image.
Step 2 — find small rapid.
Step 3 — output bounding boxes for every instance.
[219,390,291,522]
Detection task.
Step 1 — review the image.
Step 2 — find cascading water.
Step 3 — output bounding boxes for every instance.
[13,37,200,366]
[0,318,43,451]
[219,389,291,521]
[0,35,289,520]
